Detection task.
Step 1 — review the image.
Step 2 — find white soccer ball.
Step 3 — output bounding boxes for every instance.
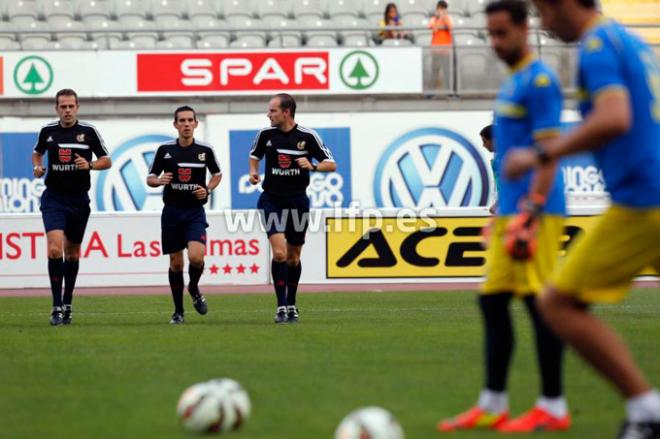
[334,406,405,439]
[176,378,251,434]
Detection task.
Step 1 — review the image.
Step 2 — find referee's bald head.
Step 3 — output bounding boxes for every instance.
[273,93,296,119]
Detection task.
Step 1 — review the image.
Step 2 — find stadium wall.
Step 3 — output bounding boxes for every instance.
[0,111,615,289]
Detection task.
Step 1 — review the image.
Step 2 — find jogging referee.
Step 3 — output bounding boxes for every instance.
[32,88,112,326]
[147,106,222,324]
[249,93,336,324]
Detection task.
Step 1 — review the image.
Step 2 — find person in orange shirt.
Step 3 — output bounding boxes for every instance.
[429,1,453,45]
[428,1,454,88]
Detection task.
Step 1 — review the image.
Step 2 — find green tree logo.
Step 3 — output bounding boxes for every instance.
[13,56,53,95]
[340,51,379,90]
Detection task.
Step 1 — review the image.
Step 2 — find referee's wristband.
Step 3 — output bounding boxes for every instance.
[533,143,551,165]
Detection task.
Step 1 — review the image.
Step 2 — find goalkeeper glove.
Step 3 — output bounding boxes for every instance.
[504,193,545,261]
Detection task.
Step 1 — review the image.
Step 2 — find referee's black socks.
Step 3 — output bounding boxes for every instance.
[168,269,184,314]
[188,263,204,296]
[63,259,79,306]
[48,257,64,308]
[286,262,302,307]
[271,260,288,307]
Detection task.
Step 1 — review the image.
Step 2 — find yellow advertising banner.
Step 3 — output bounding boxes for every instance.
[326,216,656,278]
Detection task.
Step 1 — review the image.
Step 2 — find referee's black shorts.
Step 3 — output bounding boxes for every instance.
[257,191,310,246]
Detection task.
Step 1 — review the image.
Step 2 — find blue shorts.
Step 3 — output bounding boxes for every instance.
[40,189,91,244]
[161,205,208,255]
[257,191,310,246]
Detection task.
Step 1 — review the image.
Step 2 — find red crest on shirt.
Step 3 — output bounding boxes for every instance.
[178,168,192,182]
[58,148,72,163]
[278,154,291,169]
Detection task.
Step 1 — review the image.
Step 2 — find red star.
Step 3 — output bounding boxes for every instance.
[222,264,232,274]
[236,264,246,274]
[250,263,260,273]
[209,264,219,275]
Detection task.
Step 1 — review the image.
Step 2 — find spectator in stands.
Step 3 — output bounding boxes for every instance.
[429,1,453,46]
[428,1,454,88]
[379,3,407,41]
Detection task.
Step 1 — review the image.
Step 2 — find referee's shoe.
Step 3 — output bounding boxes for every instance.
[189,286,208,315]
[50,307,64,326]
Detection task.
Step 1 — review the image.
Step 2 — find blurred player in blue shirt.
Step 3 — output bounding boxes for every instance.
[438,1,570,433]
[505,0,660,436]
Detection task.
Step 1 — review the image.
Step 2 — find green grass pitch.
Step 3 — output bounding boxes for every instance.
[1,289,659,438]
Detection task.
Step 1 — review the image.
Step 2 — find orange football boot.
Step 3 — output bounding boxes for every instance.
[438,406,509,432]
[497,407,571,433]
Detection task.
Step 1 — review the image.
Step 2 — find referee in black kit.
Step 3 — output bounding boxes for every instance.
[249,93,336,324]
[32,88,112,326]
[147,106,222,324]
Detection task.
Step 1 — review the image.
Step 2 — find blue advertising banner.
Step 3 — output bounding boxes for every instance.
[0,132,43,213]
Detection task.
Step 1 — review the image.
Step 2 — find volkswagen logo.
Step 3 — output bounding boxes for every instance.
[95,135,173,211]
[374,128,489,208]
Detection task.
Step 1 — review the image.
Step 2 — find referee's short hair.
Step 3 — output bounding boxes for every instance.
[480,124,493,140]
[174,105,197,122]
[55,88,78,106]
[274,93,296,119]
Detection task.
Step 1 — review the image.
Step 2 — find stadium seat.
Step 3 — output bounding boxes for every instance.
[186,0,220,25]
[327,0,359,19]
[381,37,413,46]
[302,18,337,40]
[343,34,370,46]
[257,0,291,21]
[363,0,389,23]
[222,0,254,20]
[230,35,266,48]
[8,0,39,27]
[124,19,159,47]
[157,36,193,48]
[0,22,19,50]
[193,17,229,33]
[399,0,430,15]
[445,0,467,16]
[197,34,230,48]
[413,31,432,45]
[464,0,487,15]
[402,12,429,29]
[117,38,156,48]
[19,21,52,50]
[291,0,326,19]
[267,33,302,47]
[336,16,370,39]
[306,34,338,47]
[162,19,195,46]
[42,0,76,26]
[266,18,303,45]
[78,0,113,26]
[115,0,149,26]
[456,44,507,93]
[87,19,123,49]
[54,30,88,49]
[454,30,482,45]
[151,0,186,27]
[229,17,267,45]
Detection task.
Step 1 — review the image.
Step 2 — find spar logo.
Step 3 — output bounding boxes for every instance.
[340,50,379,90]
[95,134,173,211]
[374,128,490,208]
[137,52,329,92]
[14,55,53,95]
